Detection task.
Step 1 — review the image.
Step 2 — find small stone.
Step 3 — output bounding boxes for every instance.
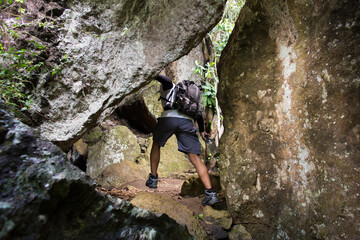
[220,217,233,230]
[228,224,252,240]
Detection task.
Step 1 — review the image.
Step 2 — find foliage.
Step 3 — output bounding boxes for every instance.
[194,0,245,114]
[202,82,216,110]
[193,61,218,111]
[210,0,245,61]
[52,54,72,75]
[0,0,65,115]
[0,42,45,111]
[195,213,204,220]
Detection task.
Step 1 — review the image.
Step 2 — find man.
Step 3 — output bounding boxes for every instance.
[145,75,218,206]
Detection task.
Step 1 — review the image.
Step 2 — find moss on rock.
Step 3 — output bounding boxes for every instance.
[96,161,147,188]
[86,125,141,179]
[131,191,207,240]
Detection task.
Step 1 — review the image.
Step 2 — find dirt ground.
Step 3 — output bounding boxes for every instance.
[96,176,229,239]
[96,177,209,216]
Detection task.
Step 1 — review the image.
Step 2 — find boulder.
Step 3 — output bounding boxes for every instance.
[203,206,233,230]
[31,0,226,150]
[82,126,103,144]
[0,102,192,239]
[131,191,207,240]
[86,125,141,179]
[96,161,147,188]
[218,0,360,239]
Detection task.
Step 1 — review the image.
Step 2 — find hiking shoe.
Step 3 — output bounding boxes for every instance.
[146,173,158,189]
[202,188,219,206]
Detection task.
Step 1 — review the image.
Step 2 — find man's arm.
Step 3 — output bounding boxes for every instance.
[197,116,208,141]
[155,75,173,90]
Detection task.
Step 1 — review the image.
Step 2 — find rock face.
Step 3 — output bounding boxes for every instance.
[218,0,359,239]
[86,125,141,179]
[162,42,207,84]
[34,0,226,149]
[0,102,192,239]
[96,161,147,188]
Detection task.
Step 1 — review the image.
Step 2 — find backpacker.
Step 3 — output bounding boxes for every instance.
[160,80,203,119]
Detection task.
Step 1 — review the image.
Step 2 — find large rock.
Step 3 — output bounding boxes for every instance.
[131,192,207,240]
[162,42,207,84]
[86,125,141,179]
[33,0,226,149]
[218,0,359,239]
[115,39,209,134]
[96,161,147,188]
[0,102,192,239]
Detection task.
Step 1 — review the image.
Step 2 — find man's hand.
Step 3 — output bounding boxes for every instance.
[200,132,209,141]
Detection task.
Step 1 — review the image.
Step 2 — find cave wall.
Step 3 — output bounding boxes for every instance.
[218,0,359,239]
[33,0,225,149]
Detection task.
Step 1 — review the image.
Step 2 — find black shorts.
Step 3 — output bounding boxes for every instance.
[153,117,201,155]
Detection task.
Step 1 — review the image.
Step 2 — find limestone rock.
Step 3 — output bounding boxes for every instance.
[131,191,207,240]
[180,174,221,196]
[203,206,233,230]
[142,81,163,119]
[0,101,192,239]
[162,42,206,84]
[96,161,147,188]
[33,0,226,150]
[86,125,141,179]
[82,126,102,144]
[218,0,360,239]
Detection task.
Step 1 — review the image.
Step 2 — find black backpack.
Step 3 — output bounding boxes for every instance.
[161,80,203,119]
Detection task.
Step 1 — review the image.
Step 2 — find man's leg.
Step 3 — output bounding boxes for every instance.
[146,141,161,189]
[150,141,161,176]
[188,153,219,206]
[188,153,212,189]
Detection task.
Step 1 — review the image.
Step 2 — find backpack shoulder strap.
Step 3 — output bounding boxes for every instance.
[158,89,174,102]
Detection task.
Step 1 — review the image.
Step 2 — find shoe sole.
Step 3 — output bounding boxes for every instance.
[146,183,158,189]
[202,199,219,206]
